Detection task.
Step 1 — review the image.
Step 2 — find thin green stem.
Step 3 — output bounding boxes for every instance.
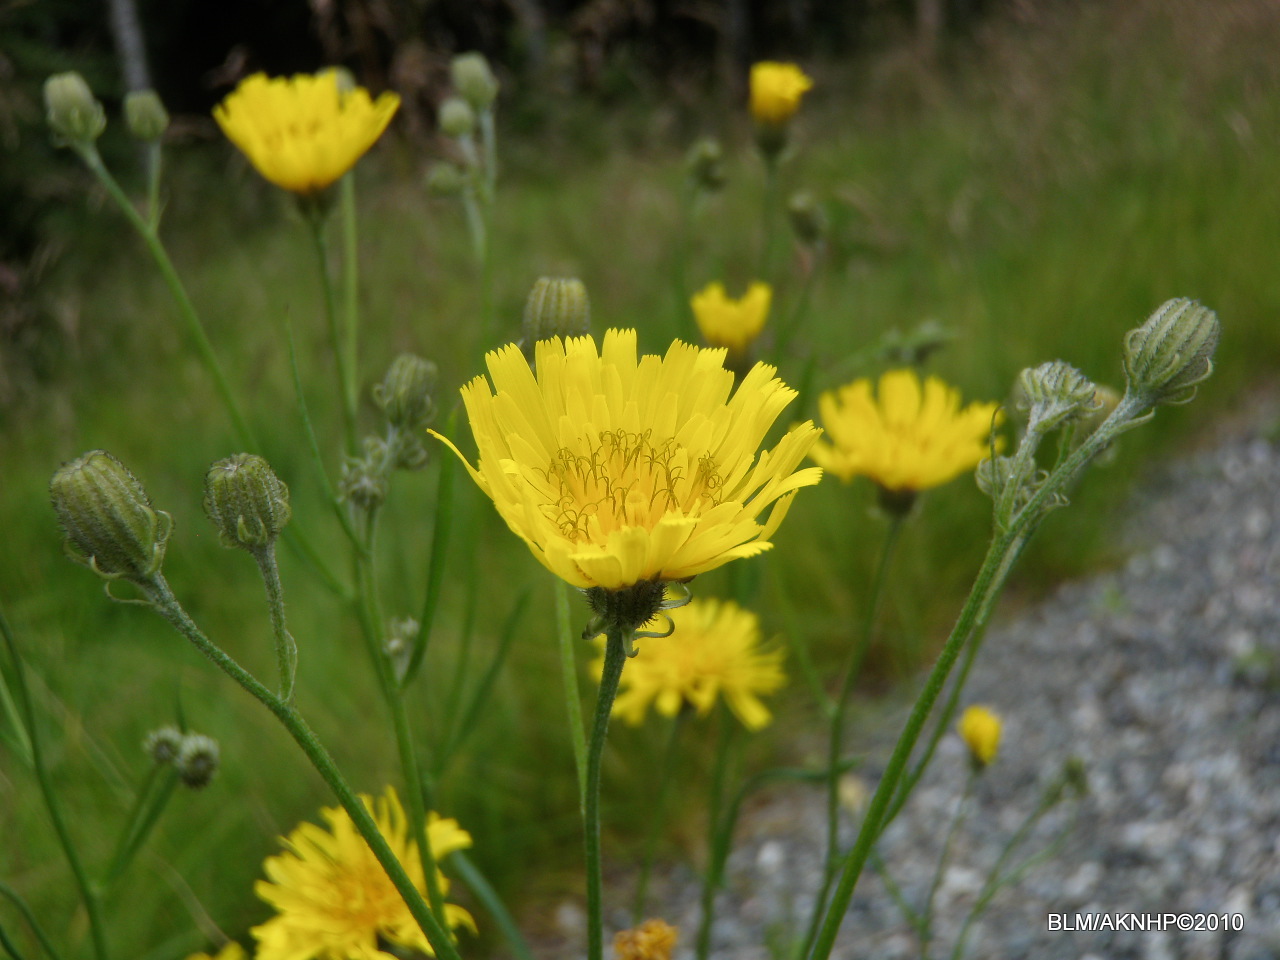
[633,712,684,922]
[304,211,359,455]
[920,768,976,958]
[78,145,255,451]
[253,544,298,703]
[102,765,179,885]
[869,849,923,934]
[0,612,109,960]
[759,158,780,281]
[0,920,25,960]
[586,627,628,960]
[696,705,739,960]
[803,515,903,957]
[449,852,536,960]
[557,580,589,811]
[145,142,162,232]
[340,173,360,432]
[774,244,821,359]
[405,432,458,687]
[0,882,64,960]
[140,579,461,960]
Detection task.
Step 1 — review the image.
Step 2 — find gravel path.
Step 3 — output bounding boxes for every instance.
[585,397,1280,960]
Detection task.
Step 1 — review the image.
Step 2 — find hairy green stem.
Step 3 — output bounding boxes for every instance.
[253,544,297,703]
[586,628,628,960]
[557,580,589,810]
[0,613,109,960]
[140,579,461,960]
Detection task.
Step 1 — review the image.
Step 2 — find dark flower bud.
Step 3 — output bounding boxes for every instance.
[143,726,184,765]
[175,734,220,789]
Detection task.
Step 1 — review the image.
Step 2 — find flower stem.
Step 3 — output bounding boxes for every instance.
[253,544,298,704]
[340,172,360,436]
[0,882,64,960]
[920,767,975,958]
[140,578,462,960]
[586,626,628,960]
[759,157,780,281]
[557,580,589,811]
[696,704,739,960]
[0,612,109,960]
[632,712,684,922]
[304,211,359,456]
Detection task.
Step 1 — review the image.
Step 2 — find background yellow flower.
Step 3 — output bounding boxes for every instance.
[691,281,772,355]
[434,330,821,591]
[185,944,246,960]
[958,704,1002,766]
[749,62,813,125]
[593,597,786,730]
[809,368,1001,493]
[214,72,400,194]
[614,919,678,960]
[252,787,474,960]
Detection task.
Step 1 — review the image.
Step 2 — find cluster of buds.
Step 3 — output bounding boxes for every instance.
[45,72,170,149]
[521,277,591,363]
[685,138,727,195]
[143,726,221,789]
[426,51,499,204]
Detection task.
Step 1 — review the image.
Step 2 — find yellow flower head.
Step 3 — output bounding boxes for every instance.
[214,72,400,194]
[958,705,1002,767]
[252,787,474,960]
[691,281,772,355]
[433,330,822,591]
[185,944,246,960]
[809,368,1002,493]
[614,919,678,960]
[749,62,813,125]
[594,597,785,730]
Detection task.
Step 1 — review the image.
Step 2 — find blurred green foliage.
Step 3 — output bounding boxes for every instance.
[3,1,1280,955]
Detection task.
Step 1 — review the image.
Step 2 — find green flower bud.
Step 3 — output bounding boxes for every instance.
[425,162,467,197]
[175,734,219,789]
[51,450,171,583]
[685,137,726,193]
[124,89,169,142]
[372,354,437,431]
[44,72,106,146]
[522,277,591,353]
[143,726,184,765]
[1016,361,1099,435]
[451,52,499,112]
[438,96,476,138]
[787,190,827,246]
[328,66,357,94]
[1122,298,1220,406]
[202,454,291,552]
[340,446,388,510]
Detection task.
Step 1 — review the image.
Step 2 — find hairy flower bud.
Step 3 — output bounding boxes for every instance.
[523,277,591,349]
[685,137,726,193]
[175,734,220,789]
[124,89,169,142]
[143,726,184,765]
[203,454,291,552]
[51,450,171,583]
[787,190,827,246]
[424,162,467,197]
[1122,298,1220,406]
[1016,361,1099,435]
[44,72,106,145]
[438,96,475,138]
[451,52,499,112]
[372,354,437,431]
[340,444,389,510]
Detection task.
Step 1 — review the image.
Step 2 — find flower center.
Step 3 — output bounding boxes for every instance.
[544,428,724,541]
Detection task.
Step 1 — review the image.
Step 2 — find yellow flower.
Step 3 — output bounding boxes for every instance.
[809,368,1002,493]
[958,705,1002,767]
[614,919,678,960]
[691,281,772,356]
[252,787,474,960]
[594,597,785,730]
[433,330,822,591]
[213,72,400,194]
[185,944,247,960]
[749,62,813,125]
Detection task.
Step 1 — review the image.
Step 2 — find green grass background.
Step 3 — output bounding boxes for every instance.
[4,1,1280,955]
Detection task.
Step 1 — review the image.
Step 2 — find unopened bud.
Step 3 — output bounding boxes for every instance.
[451,52,499,112]
[425,162,467,197]
[438,96,475,138]
[1122,298,1219,406]
[340,444,389,510]
[124,90,169,142]
[203,454,291,552]
[373,354,437,431]
[51,450,171,583]
[523,277,591,350]
[958,705,1002,768]
[175,734,220,789]
[1017,361,1099,435]
[143,726,184,765]
[44,72,106,146]
[328,67,357,94]
[685,138,726,193]
[787,190,827,246]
